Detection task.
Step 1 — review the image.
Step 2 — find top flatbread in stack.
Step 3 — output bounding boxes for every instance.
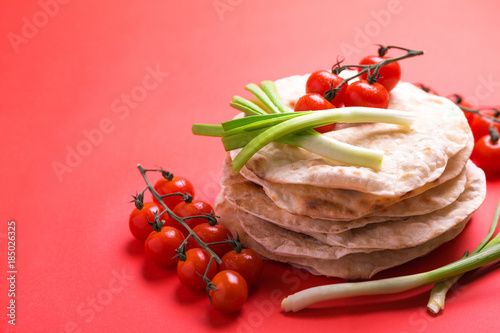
[215,73,486,280]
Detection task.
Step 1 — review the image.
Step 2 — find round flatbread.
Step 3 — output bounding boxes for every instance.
[216,193,476,280]
[235,139,473,220]
[221,156,472,236]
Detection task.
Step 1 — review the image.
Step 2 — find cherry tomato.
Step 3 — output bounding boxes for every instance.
[177,248,218,291]
[220,248,263,287]
[473,134,500,173]
[187,223,233,259]
[413,83,439,95]
[170,200,215,237]
[344,80,390,109]
[129,202,161,243]
[305,70,347,107]
[359,56,401,92]
[209,270,248,314]
[153,176,195,210]
[470,108,500,141]
[446,94,474,126]
[294,93,336,133]
[144,226,185,268]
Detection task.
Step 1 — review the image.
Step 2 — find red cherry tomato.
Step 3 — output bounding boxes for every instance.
[473,134,500,173]
[153,176,195,210]
[129,202,161,243]
[187,223,233,259]
[470,108,500,141]
[209,270,248,314]
[144,226,185,268]
[177,248,218,291]
[359,56,401,92]
[305,70,347,107]
[294,93,336,133]
[171,200,215,237]
[220,248,263,287]
[344,80,390,109]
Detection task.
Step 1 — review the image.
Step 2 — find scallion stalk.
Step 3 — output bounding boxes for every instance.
[230,96,267,116]
[426,200,500,314]
[281,242,500,312]
[192,124,225,137]
[260,80,293,113]
[222,112,306,134]
[245,83,281,114]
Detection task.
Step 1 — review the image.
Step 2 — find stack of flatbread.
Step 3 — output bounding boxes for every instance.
[215,74,486,280]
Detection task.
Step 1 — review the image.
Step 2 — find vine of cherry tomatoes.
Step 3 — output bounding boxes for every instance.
[295,45,410,132]
[297,44,500,174]
[129,170,263,313]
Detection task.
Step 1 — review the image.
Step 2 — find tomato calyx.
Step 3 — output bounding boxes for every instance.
[160,190,193,204]
[376,44,411,57]
[322,57,346,103]
[227,232,244,254]
[182,210,218,226]
[448,93,464,105]
[377,45,389,57]
[365,69,381,85]
[323,79,343,103]
[145,209,167,232]
[204,277,217,302]
[175,241,188,261]
[490,126,499,144]
[160,168,174,181]
[130,192,145,210]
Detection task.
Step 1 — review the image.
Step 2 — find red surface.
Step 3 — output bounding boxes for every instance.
[1,1,500,332]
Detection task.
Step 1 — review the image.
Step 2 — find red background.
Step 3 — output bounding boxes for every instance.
[1,0,500,332]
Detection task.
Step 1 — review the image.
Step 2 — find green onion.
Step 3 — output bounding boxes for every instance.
[230,96,267,116]
[260,80,293,113]
[282,245,500,312]
[192,80,415,172]
[221,128,268,151]
[245,83,281,114]
[230,107,414,173]
[281,200,500,313]
[426,200,500,314]
[221,112,306,133]
[192,124,225,137]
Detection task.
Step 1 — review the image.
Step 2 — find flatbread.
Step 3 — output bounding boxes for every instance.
[219,161,484,254]
[215,72,484,281]
[307,161,485,249]
[221,156,471,235]
[216,194,474,280]
[235,139,473,220]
